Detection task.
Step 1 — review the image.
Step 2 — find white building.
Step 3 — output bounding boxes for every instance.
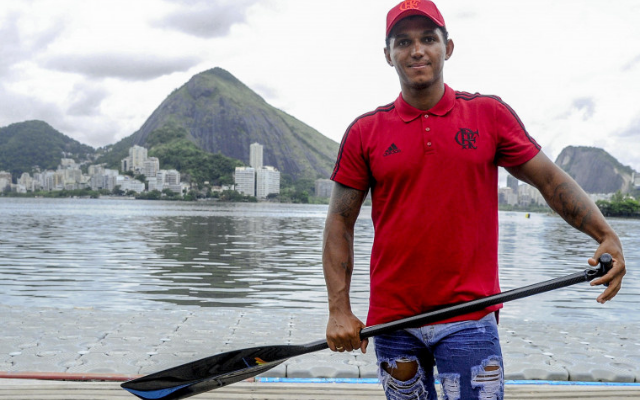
[256,166,280,199]
[498,187,518,206]
[235,167,256,196]
[88,164,105,176]
[149,169,182,194]
[60,158,77,169]
[164,170,182,193]
[165,170,180,185]
[116,176,145,193]
[130,145,147,169]
[42,171,61,191]
[143,157,160,177]
[0,171,11,192]
[89,169,119,191]
[147,177,161,192]
[518,183,546,206]
[18,173,36,192]
[250,142,263,168]
[121,145,148,173]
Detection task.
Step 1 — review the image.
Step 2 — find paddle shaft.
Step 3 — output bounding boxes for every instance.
[362,268,595,338]
[279,255,613,351]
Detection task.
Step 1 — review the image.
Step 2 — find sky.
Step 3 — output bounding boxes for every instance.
[2,0,640,177]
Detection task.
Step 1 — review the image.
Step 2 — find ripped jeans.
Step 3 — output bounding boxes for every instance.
[374,313,503,400]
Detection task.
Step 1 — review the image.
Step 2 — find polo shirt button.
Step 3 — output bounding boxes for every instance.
[427,142,432,146]
[425,127,431,132]
[424,114,429,118]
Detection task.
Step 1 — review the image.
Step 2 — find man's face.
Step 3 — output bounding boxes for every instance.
[385,16,453,92]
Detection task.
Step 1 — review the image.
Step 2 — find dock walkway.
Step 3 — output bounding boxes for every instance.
[2,305,640,398]
[3,380,640,400]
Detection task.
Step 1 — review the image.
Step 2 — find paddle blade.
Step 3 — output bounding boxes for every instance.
[121,340,327,400]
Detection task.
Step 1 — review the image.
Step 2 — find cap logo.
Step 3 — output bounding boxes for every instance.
[399,0,421,11]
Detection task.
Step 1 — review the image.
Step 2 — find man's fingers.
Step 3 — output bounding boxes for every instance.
[360,338,369,354]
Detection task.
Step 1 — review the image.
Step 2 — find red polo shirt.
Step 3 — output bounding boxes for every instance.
[331,85,541,326]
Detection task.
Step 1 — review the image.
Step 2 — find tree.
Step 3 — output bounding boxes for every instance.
[596,191,640,217]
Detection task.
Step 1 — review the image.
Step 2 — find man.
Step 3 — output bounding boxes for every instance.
[322,1,626,399]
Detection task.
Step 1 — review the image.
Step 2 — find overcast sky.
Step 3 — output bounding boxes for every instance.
[2,0,640,176]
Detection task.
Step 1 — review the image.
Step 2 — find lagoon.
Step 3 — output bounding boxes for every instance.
[0,197,637,323]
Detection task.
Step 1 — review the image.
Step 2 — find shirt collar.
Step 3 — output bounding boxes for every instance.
[394,84,455,122]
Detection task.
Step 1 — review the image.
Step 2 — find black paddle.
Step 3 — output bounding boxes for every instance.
[121,254,613,400]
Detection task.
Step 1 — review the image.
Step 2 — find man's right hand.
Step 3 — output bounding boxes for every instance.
[326,309,368,353]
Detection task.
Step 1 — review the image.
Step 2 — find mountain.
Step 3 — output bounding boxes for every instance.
[126,67,339,181]
[554,146,636,194]
[0,120,94,177]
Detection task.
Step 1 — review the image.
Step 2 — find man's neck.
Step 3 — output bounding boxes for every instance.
[401,82,445,111]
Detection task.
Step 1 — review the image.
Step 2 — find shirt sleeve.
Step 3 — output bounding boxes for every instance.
[493,99,541,167]
[330,121,371,191]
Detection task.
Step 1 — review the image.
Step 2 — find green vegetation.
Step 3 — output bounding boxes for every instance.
[0,121,94,178]
[147,123,242,187]
[2,188,110,199]
[94,135,135,170]
[214,190,257,202]
[596,191,640,218]
[271,176,314,203]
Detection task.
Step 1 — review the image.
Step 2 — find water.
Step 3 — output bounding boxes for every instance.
[0,197,637,323]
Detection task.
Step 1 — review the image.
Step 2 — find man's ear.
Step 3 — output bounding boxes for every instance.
[445,39,454,60]
[384,47,393,66]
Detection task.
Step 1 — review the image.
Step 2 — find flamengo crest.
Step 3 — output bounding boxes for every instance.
[400,0,421,11]
[455,128,479,150]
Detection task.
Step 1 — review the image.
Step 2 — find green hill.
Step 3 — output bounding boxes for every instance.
[145,122,243,186]
[0,121,94,178]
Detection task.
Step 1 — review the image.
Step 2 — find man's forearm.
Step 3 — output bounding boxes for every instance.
[507,152,625,302]
[507,152,615,243]
[544,178,613,243]
[322,183,366,311]
[322,215,355,312]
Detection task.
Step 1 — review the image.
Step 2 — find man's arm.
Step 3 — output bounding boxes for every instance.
[506,151,626,303]
[323,182,368,353]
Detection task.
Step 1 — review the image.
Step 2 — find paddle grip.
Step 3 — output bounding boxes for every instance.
[600,253,613,287]
[584,253,612,284]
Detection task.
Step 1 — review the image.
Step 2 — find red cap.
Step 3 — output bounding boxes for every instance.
[386,0,445,37]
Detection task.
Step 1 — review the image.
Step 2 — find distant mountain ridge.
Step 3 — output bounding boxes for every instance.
[0,120,94,176]
[128,67,339,181]
[554,146,636,194]
[1,68,637,195]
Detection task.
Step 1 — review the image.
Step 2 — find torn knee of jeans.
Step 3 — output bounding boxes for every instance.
[437,373,461,400]
[471,355,503,399]
[378,356,427,397]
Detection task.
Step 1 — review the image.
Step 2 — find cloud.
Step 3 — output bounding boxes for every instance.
[0,80,128,148]
[43,53,202,81]
[0,83,65,130]
[616,115,640,138]
[66,81,109,117]
[553,97,597,122]
[571,97,596,120]
[622,54,640,71]
[154,0,260,38]
[0,10,65,75]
